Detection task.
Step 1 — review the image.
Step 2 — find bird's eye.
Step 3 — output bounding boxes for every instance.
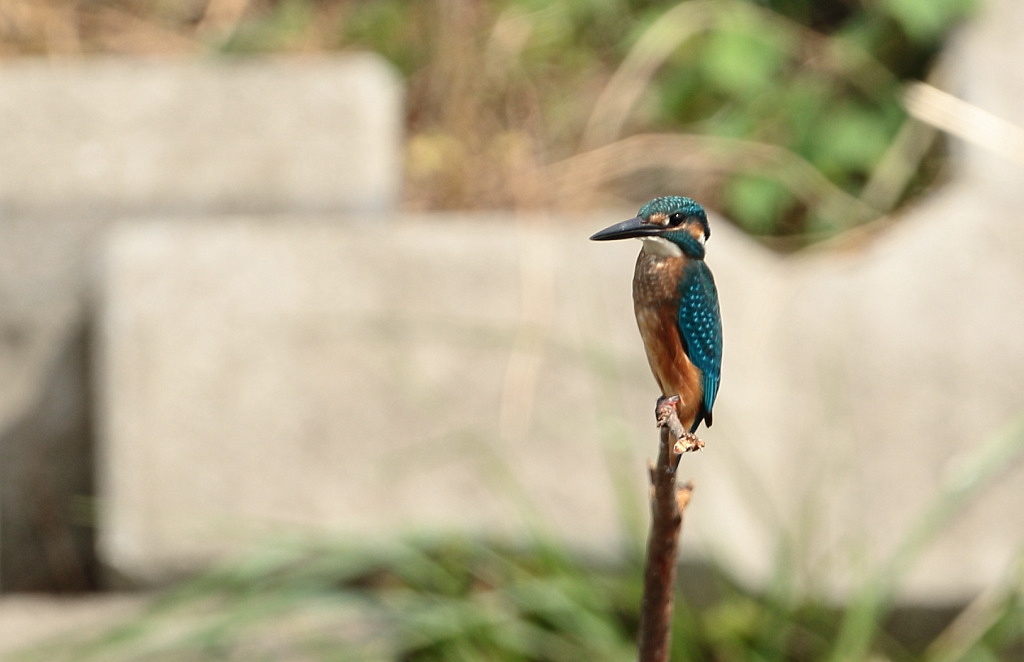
[668,213,685,226]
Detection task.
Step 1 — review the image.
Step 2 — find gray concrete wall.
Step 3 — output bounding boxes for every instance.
[92,0,1024,601]
[93,193,1024,601]
[94,216,655,584]
[4,0,1024,609]
[0,54,402,591]
[0,55,401,218]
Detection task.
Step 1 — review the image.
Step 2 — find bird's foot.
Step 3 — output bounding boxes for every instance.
[655,395,688,442]
[654,395,704,472]
[654,395,681,428]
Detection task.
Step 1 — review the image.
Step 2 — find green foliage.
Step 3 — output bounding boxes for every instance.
[638,0,973,242]
[347,0,969,240]
[700,24,789,99]
[879,0,976,41]
[219,0,320,53]
[11,415,1024,662]
[11,539,1022,661]
[334,1,429,76]
[2,0,976,242]
[321,0,975,243]
[725,175,793,235]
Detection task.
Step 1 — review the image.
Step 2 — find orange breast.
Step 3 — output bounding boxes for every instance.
[632,249,702,430]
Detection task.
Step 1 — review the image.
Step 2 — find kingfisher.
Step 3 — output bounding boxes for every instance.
[590,196,722,453]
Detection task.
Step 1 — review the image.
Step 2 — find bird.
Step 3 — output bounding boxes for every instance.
[590,196,722,451]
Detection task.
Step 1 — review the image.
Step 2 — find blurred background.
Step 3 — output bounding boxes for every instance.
[1,0,1023,660]
[0,0,970,237]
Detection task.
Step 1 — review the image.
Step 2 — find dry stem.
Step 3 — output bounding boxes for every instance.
[637,402,698,662]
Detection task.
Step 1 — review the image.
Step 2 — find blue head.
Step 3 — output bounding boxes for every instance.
[590,196,711,259]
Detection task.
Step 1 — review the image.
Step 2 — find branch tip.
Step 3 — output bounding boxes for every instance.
[673,433,704,455]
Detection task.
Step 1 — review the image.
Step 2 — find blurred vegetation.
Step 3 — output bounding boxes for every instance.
[8,409,1024,662]
[8,539,1024,661]
[0,0,974,245]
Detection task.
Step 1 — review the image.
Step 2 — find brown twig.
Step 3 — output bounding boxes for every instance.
[638,400,698,662]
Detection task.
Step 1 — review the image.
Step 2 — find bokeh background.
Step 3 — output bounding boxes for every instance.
[2,0,1023,660]
[0,0,966,236]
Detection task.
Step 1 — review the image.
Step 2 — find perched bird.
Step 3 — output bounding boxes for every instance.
[590,196,722,446]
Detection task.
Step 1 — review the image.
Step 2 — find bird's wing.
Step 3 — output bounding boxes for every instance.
[677,261,722,429]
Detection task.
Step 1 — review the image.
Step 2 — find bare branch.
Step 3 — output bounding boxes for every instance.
[637,402,697,662]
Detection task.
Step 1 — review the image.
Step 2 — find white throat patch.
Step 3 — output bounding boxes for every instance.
[640,236,683,258]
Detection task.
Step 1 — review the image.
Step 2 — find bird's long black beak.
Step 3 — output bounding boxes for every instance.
[589,216,658,241]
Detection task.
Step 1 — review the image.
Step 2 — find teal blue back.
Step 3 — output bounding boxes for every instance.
[677,261,722,429]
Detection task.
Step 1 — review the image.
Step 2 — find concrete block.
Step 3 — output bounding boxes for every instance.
[96,206,1024,601]
[0,594,146,657]
[96,215,661,583]
[0,54,402,591]
[0,55,401,218]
